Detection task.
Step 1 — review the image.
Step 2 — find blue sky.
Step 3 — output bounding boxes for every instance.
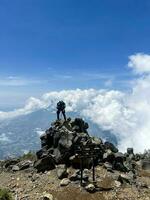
[0,0,150,108]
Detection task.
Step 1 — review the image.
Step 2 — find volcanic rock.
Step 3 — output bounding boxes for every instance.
[56,164,68,179]
[12,165,20,172]
[34,155,55,172]
[35,118,103,171]
[85,184,95,193]
[17,160,33,170]
[60,178,70,186]
[34,117,139,178]
[104,141,118,153]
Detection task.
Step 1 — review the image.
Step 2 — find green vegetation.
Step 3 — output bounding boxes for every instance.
[0,188,13,200]
[19,151,36,161]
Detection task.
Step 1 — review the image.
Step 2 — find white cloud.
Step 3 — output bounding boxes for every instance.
[0,76,42,86]
[0,53,150,153]
[0,97,45,120]
[35,128,45,136]
[0,88,146,153]
[128,53,150,74]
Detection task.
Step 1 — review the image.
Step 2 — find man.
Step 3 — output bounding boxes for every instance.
[56,101,66,121]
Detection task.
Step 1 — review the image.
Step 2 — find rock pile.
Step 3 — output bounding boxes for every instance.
[34,117,140,176]
[34,118,104,172]
[1,117,149,177]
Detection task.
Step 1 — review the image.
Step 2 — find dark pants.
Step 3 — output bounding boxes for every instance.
[57,109,66,121]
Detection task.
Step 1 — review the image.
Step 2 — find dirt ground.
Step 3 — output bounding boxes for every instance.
[0,166,150,200]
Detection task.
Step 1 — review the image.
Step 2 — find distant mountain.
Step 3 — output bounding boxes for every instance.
[0,109,117,159]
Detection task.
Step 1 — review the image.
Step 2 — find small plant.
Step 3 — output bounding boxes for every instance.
[19,151,36,161]
[0,188,13,200]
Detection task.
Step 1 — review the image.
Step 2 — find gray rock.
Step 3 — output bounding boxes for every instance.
[71,118,89,133]
[60,178,70,186]
[53,148,62,164]
[17,160,33,170]
[91,137,102,146]
[128,153,135,160]
[4,159,19,169]
[83,168,90,175]
[12,165,20,171]
[113,162,127,172]
[56,164,68,179]
[114,180,121,187]
[104,162,113,171]
[85,184,95,193]
[115,152,125,162]
[127,148,134,155]
[69,172,80,181]
[104,141,118,153]
[103,150,115,163]
[34,155,55,172]
[58,132,73,149]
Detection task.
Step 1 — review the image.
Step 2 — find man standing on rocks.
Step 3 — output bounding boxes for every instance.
[56,101,66,121]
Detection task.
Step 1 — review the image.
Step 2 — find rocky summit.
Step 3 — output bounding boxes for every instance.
[34,117,105,172]
[34,117,150,174]
[0,117,150,200]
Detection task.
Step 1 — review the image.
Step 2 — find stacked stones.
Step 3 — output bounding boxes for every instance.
[34,118,104,172]
[34,117,138,175]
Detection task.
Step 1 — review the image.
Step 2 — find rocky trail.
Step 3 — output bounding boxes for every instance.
[0,165,150,200]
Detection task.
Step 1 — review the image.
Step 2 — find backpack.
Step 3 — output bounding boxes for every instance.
[57,101,66,110]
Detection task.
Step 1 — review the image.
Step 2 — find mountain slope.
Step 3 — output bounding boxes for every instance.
[0,110,117,159]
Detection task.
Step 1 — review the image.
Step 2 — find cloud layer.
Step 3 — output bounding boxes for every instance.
[128,53,150,74]
[0,53,150,153]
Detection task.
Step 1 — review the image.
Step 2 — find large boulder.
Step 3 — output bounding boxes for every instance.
[104,142,118,153]
[71,118,89,133]
[12,165,20,172]
[112,152,127,172]
[103,150,115,163]
[53,148,63,164]
[17,160,33,170]
[58,130,73,149]
[34,155,55,172]
[127,148,134,155]
[56,164,68,179]
[4,159,20,169]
